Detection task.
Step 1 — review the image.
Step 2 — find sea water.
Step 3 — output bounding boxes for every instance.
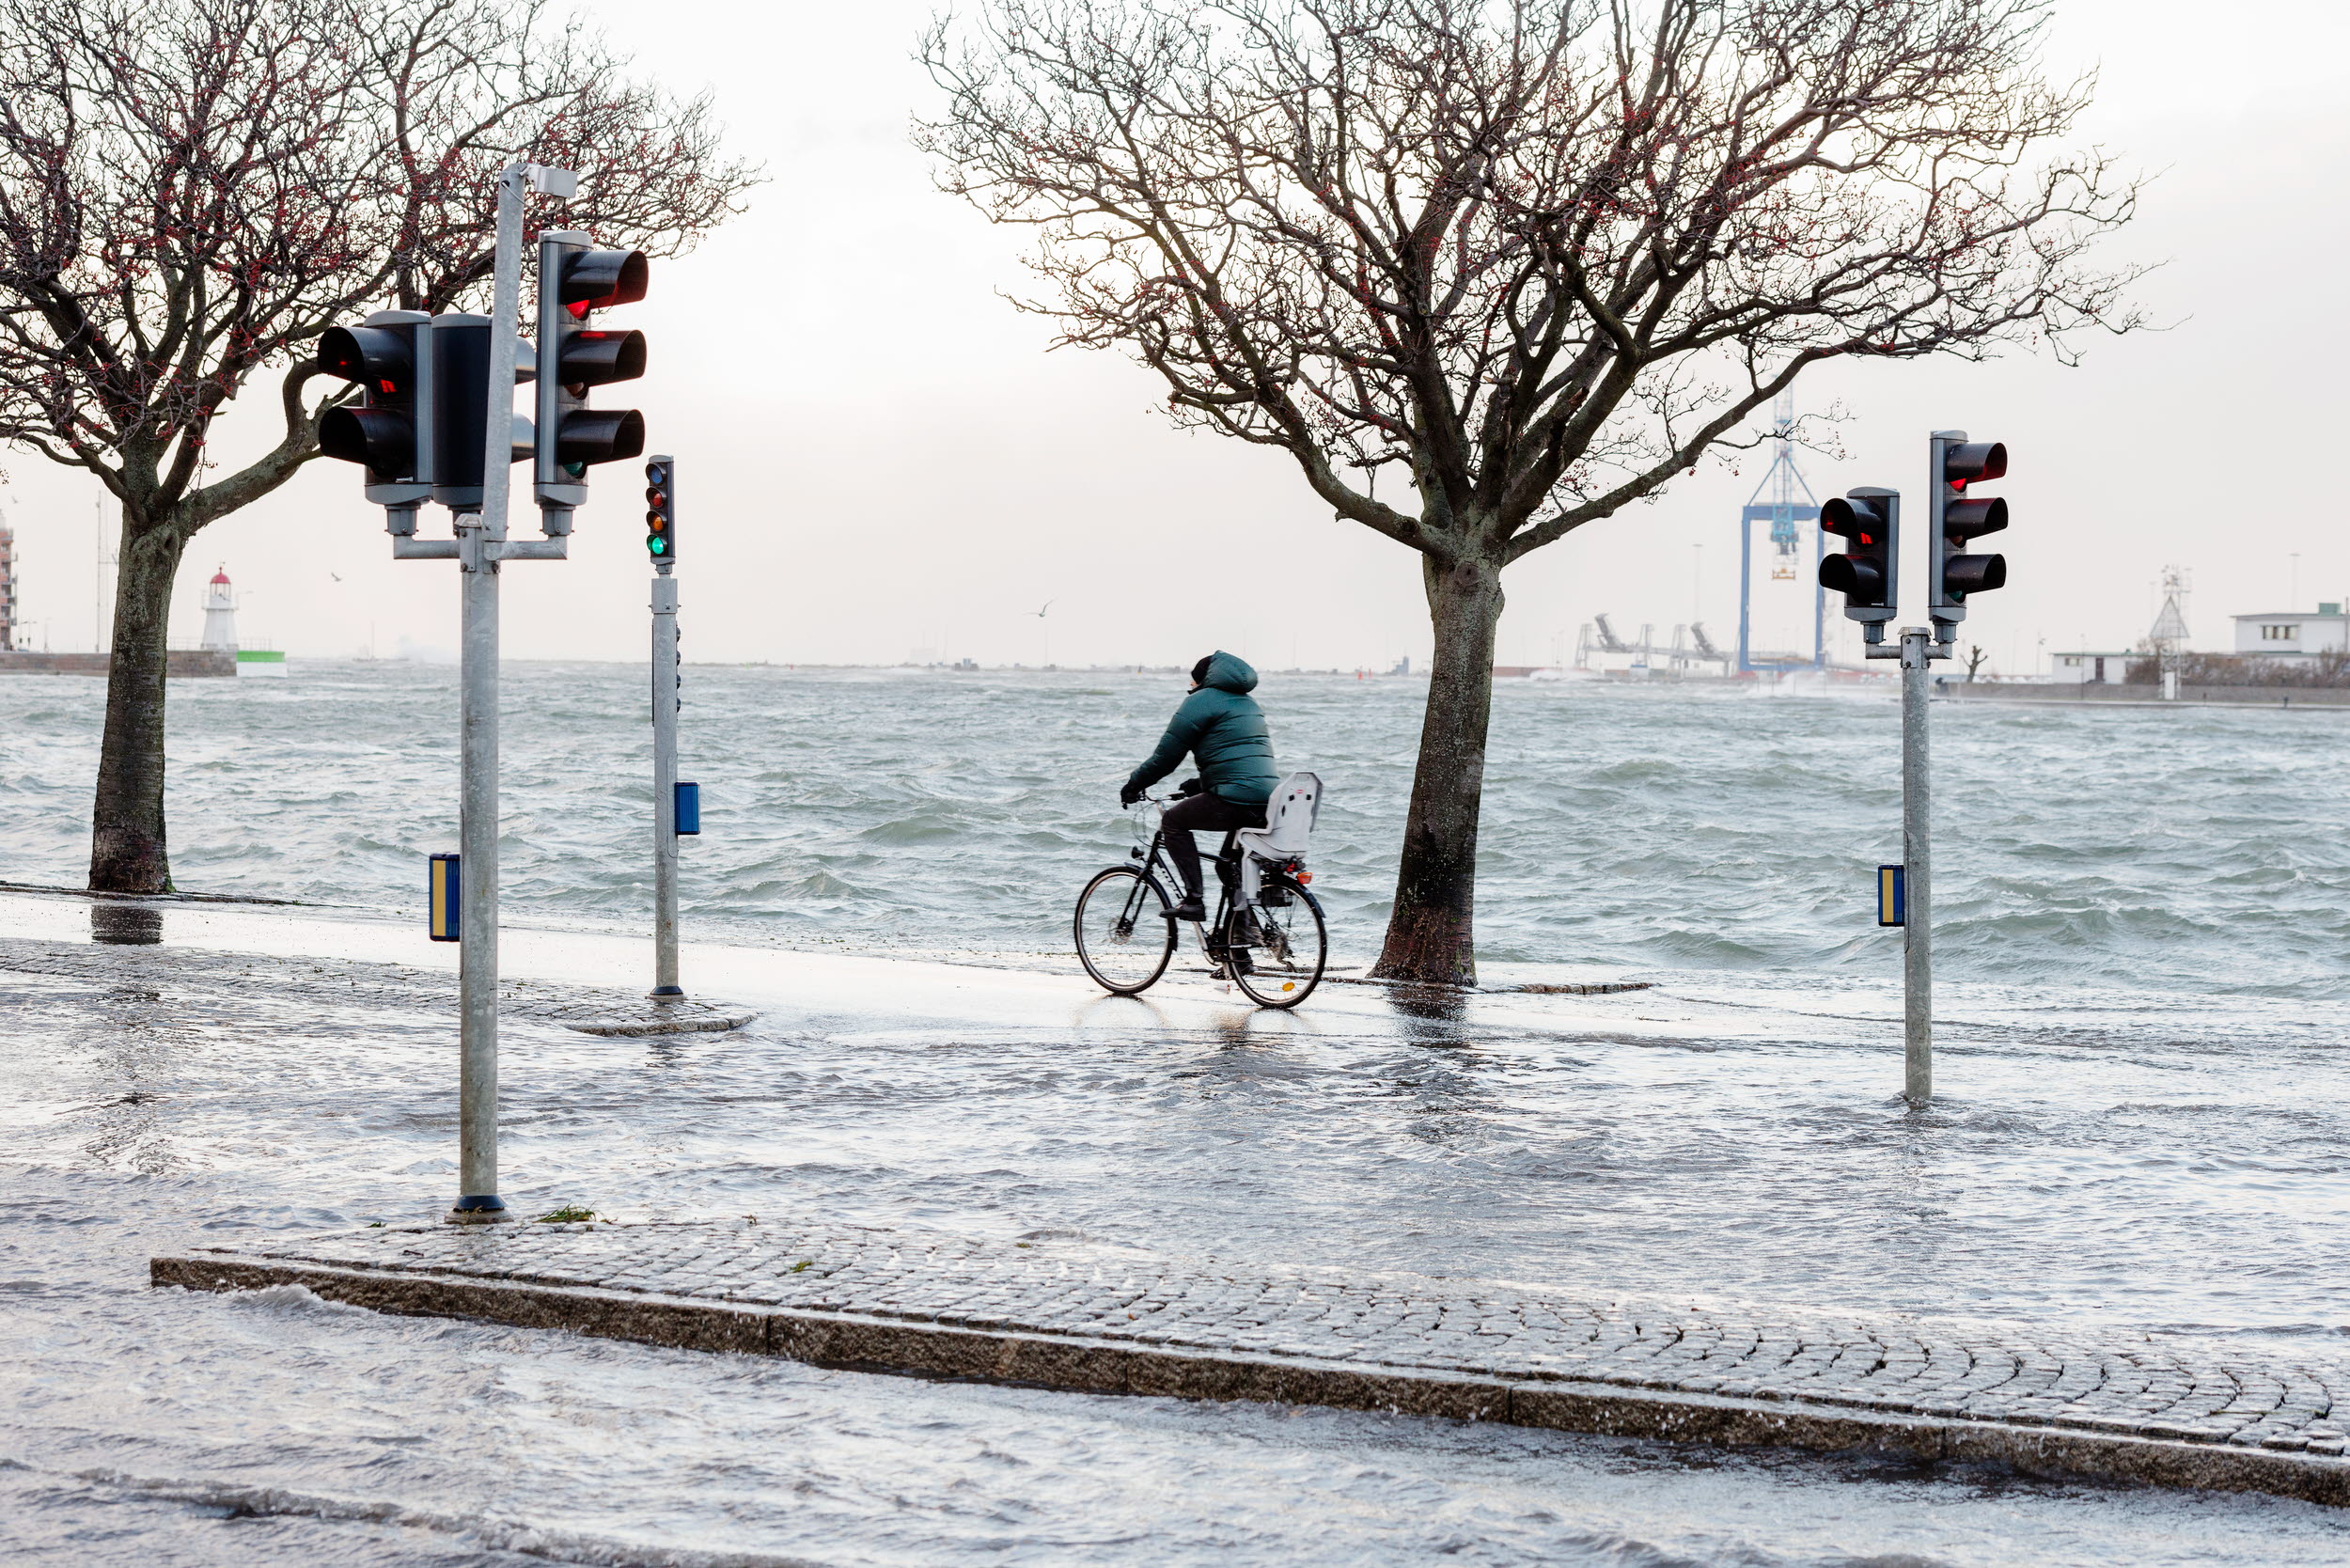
[5,663,2347,996]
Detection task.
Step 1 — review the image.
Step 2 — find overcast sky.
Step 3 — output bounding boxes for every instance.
[3,0,2344,675]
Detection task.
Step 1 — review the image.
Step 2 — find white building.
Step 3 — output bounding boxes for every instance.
[199,567,238,650]
[2232,604,2349,661]
[2050,651,2141,685]
[196,566,287,676]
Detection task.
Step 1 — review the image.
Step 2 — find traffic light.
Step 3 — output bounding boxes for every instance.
[535,231,649,525]
[1929,435,2007,629]
[644,454,676,562]
[317,309,433,524]
[428,312,533,514]
[1819,486,1900,630]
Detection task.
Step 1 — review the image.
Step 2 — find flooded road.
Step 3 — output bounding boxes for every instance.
[3,891,2347,1563]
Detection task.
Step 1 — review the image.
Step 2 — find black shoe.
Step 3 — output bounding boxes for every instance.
[1167,896,1206,922]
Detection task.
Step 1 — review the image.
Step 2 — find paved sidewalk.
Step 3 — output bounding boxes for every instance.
[154,1219,2350,1508]
[1,935,751,1036]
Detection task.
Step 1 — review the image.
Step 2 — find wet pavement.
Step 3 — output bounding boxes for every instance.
[7,886,2350,1563]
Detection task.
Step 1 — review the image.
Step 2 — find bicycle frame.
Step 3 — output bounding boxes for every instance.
[1126,800,1261,975]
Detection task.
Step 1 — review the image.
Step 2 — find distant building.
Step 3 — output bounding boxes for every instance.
[2232,604,2348,661]
[199,567,239,650]
[196,565,287,676]
[2050,651,2139,685]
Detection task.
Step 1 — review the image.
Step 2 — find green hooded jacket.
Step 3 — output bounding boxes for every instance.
[1125,651,1279,807]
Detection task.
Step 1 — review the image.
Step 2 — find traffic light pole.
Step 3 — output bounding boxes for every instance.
[1899,627,1934,1106]
[650,557,682,997]
[446,161,578,1222]
[449,163,527,1222]
[456,510,502,1213]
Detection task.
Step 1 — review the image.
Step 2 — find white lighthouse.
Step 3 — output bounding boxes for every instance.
[198,567,239,650]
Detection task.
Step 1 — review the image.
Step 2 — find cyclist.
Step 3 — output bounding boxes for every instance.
[1120,651,1279,923]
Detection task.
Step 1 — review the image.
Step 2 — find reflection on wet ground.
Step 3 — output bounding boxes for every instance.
[87,903,163,945]
[4,890,2349,1563]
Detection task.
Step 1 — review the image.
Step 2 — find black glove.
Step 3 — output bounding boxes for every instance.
[1119,782,1144,808]
[1175,776,1204,798]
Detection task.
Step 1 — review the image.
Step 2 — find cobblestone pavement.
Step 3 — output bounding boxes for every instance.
[156,1218,2350,1504]
[0,936,752,1036]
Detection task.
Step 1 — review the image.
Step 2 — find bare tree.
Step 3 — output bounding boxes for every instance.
[0,0,757,891]
[1964,644,1989,681]
[921,0,2140,984]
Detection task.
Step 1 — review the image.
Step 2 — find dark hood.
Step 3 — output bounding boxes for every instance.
[1198,651,1258,695]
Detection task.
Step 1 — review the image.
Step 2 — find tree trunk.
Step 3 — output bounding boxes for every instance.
[88,516,187,892]
[1371,553,1504,987]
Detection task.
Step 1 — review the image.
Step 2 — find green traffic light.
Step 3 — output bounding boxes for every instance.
[648,537,667,556]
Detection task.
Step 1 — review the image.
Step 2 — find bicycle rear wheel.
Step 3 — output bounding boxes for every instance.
[1074,865,1177,994]
[1230,876,1326,1008]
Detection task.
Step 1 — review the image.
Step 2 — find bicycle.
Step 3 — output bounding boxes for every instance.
[1073,774,1328,1009]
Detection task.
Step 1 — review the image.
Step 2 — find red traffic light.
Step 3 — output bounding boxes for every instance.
[1821,495,1881,545]
[558,249,649,311]
[1820,491,1898,617]
[1942,441,2006,488]
[317,325,412,391]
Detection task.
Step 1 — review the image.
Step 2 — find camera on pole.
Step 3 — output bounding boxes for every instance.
[645,456,677,561]
[1929,435,2008,636]
[1819,487,1900,643]
[316,310,433,530]
[534,233,649,529]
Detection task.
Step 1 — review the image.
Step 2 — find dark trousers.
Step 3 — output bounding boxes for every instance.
[1161,792,1265,901]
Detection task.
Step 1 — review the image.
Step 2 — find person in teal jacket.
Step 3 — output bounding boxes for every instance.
[1120,651,1279,922]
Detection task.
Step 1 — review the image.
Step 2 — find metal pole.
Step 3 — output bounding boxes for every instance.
[1736,510,1753,673]
[450,164,526,1222]
[1900,626,1932,1107]
[651,561,682,997]
[455,518,502,1212]
[1813,521,1827,667]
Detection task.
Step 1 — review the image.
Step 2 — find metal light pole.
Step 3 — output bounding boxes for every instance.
[650,462,682,997]
[1898,626,1933,1106]
[443,160,578,1222]
[450,165,524,1220]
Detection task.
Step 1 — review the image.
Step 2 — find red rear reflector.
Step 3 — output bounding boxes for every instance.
[1296,871,1312,884]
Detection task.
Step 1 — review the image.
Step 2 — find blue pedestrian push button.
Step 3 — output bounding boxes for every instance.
[430,853,461,941]
[673,781,700,836]
[1877,864,1905,928]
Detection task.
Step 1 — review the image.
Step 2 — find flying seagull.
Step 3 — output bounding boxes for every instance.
[1026,601,1054,619]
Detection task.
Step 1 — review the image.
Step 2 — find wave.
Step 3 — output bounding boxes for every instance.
[59,1465,838,1568]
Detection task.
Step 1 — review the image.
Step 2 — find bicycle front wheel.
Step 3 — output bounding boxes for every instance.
[1075,865,1177,995]
[1231,877,1326,1008]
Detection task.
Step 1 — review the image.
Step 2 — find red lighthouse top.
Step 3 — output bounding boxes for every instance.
[211,569,230,585]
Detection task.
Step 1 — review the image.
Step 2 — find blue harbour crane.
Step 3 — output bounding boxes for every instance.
[1736,393,1826,673]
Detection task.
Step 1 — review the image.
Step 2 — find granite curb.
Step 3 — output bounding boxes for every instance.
[150,1223,2350,1510]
